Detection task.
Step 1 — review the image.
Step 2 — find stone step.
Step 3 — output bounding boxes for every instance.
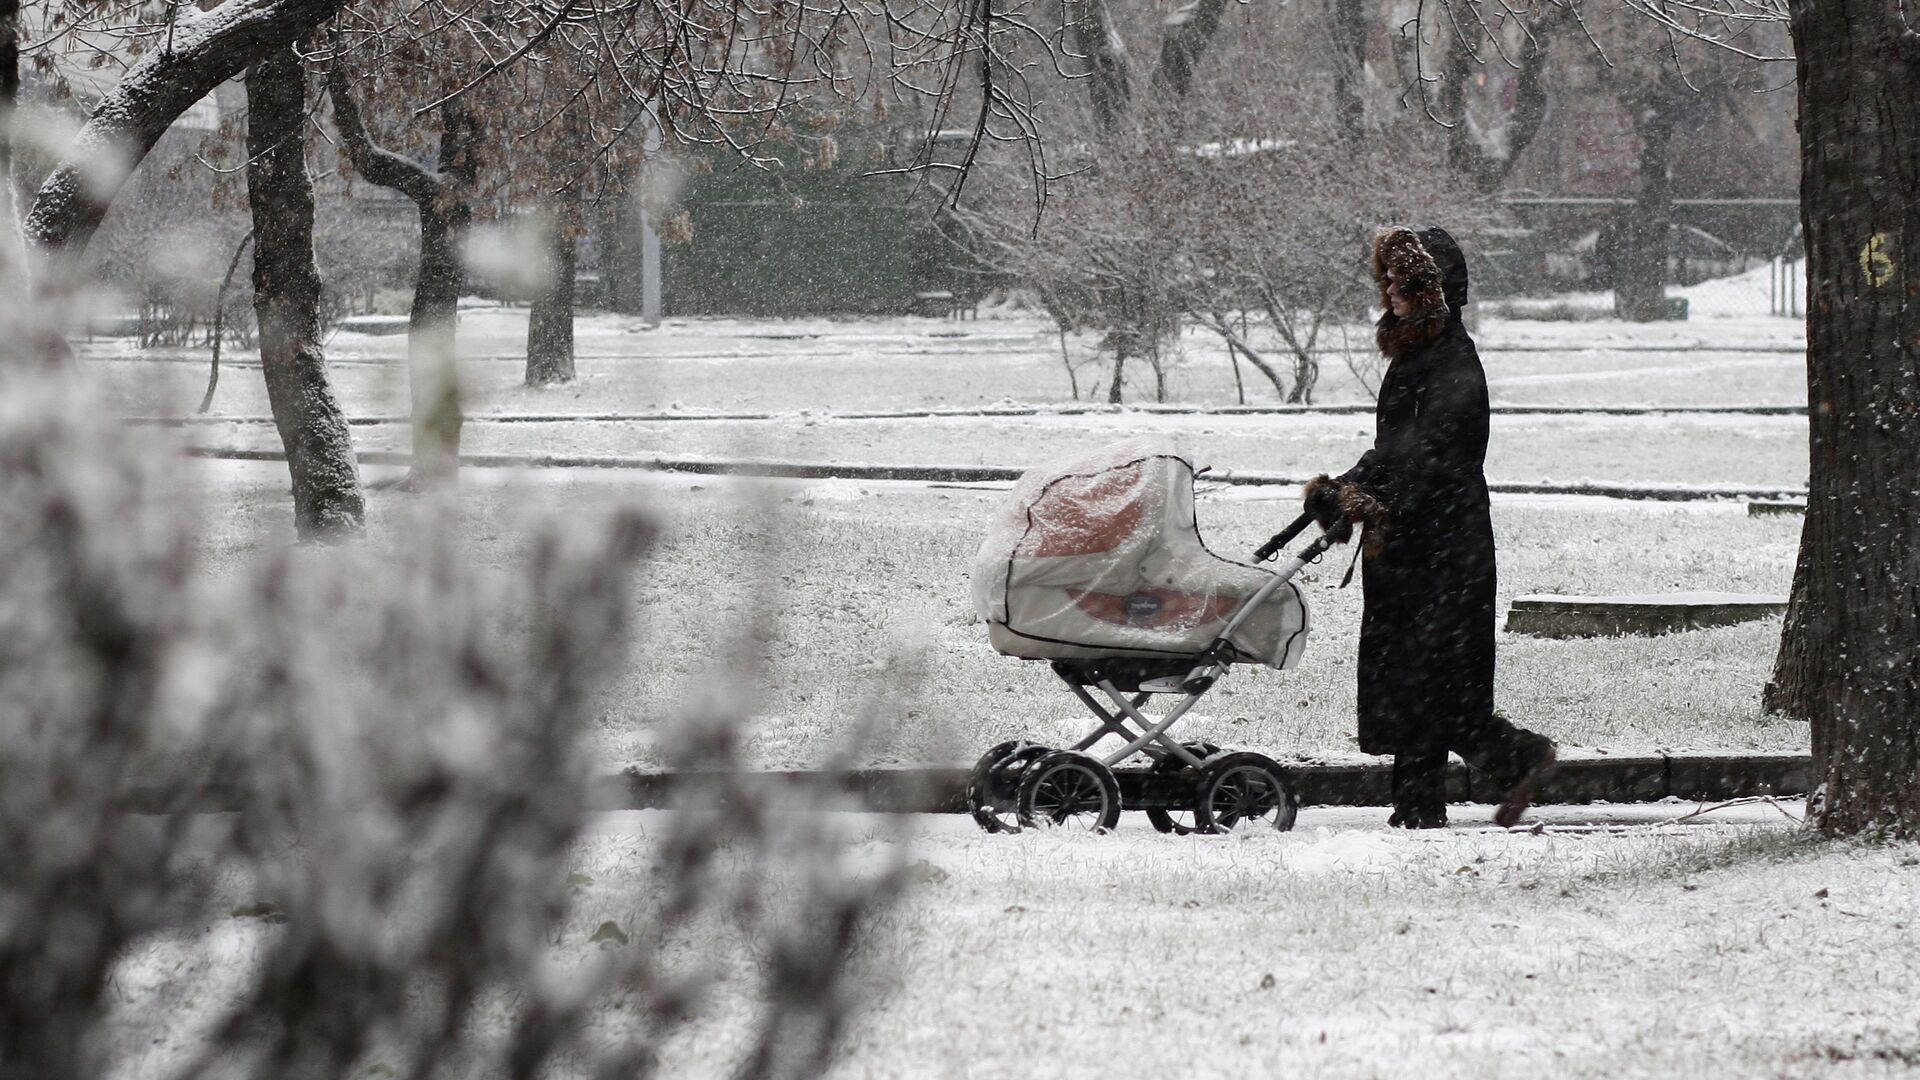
[336,314,411,336]
[1506,592,1788,638]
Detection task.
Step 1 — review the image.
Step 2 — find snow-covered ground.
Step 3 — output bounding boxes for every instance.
[80,293,1915,1080]
[102,809,1920,1080]
[178,408,1806,490]
[84,303,1810,420]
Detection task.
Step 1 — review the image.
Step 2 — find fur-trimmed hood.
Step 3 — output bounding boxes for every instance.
[1373,225,1470,359]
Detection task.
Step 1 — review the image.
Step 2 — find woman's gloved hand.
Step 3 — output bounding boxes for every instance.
[1304,475,1392,555]
[1303,474,1346,529]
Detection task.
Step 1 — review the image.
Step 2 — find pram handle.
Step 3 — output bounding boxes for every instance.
[1254,512,1352,562]
[1253,512,1313,562]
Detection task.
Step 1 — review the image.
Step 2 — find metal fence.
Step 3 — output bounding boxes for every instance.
[1482,196,1803,321]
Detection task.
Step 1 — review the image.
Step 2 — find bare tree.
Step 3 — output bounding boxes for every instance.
[246,47,365,538]
[963,1,1487,404]
[327,61,477,488]
[19,0,344,269]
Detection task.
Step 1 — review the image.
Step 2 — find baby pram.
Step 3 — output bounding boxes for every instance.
[967,438,1349,833]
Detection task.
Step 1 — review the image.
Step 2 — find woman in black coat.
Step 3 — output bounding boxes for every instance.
[1305,225,1555,828]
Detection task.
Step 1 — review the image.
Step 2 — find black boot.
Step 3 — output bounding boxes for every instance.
[1462,714,1557,828]
[1388,752,1448,829]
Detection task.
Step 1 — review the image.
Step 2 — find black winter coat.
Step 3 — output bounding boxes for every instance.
[1339,227,1496,757]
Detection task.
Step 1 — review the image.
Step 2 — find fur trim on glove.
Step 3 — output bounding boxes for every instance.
[1303,474,1391,556]
[1303,474,1343,529]
[1337,483,1391,558]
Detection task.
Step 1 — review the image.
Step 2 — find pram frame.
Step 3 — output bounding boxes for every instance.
[1050,513,1348,774]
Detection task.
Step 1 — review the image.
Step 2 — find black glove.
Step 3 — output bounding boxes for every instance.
[1303,474,1344,529]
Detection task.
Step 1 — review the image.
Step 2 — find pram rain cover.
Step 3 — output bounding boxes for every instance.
[971,439,1310,669]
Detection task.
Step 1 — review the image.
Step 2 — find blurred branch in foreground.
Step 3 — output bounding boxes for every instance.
[0,365,906,1079]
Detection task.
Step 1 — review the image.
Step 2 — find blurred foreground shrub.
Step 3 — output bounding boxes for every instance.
[0,372,903,1080]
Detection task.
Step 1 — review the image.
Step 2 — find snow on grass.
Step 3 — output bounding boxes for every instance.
[84,309,1809,419]
[120,306,1815,768]
[100,818,1920,1079]
[186,461,1804,769]
[179,409,1811,489]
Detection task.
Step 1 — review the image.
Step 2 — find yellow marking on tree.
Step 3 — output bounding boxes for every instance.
[1860,234,1895,286]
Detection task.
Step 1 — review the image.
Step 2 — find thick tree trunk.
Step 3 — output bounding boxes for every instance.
[245,48,363,540]
[1765,5,1920,838]
[1,0,21,305]
[525,193,580,387]
[1614,102,1676,321]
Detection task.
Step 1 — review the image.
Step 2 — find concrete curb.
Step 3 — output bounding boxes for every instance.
[186,447,1808,504]
[123,753,1809,815]
[589,752,1812,815]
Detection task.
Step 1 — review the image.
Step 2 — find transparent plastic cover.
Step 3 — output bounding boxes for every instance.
[970,438,1309,668]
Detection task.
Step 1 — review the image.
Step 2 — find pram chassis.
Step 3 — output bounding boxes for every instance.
[969,513,1350,833]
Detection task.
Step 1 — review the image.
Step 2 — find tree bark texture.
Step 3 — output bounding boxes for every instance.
[1764,4,1920,838]
[1066,0,1131,134]
[1439,21,1555,192]
[1152,0,1231,99]
[525,191,580,386]
[1613,96,1677,321]
[1,0,22,305]
[1330,0,1367,143]
[245,48,363,539]
[329,71,474,486]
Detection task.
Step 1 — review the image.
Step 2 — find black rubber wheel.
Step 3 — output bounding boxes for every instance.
[1017,751,1123,832]
[1145,742,1221,835]
[967,741,1048,833]
[1191,752,1298,833]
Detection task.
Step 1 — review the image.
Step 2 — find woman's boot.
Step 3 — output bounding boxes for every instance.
[1388,752,1448,829]
[1462,714,1557,827]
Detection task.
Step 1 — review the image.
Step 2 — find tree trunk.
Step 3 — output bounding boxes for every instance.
[408,204,465,484]
[324,74,475,487]
[525,193,580,387]
[402,102,477,486]
[1152,0,1231,99]
[1330,0,1366,143]
[1107,347,1126,404]
[1287,348,1318,405]
[1614,100,1676,321]
[1764,4,1920,838]
[245,47,363,539]
[1,0,21,305]
[1067,0,1132,134]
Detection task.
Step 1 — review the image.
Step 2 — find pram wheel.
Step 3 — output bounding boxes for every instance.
[968,741,1049,833]
[1192,752,1298,833]
[1017,751,1122,832]
[1145,742,1222,835]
